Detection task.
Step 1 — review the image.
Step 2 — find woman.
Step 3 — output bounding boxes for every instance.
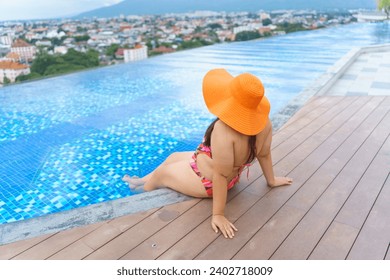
[123,68,292,239]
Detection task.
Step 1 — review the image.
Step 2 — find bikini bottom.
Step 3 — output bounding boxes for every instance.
[189,160,239,197]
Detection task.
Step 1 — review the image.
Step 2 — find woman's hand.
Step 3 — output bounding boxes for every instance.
[268,176,293,188]
[211,214,238,239]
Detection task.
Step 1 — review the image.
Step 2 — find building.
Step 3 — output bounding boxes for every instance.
[233,23,263,34]
[151,46,175,54]
[54,46,68,55]
[353,12,387,22]
[4,52,21,62]
[124,45,148,63]
[0,35,13,46]
[0,61,30,83]
[11,39,36,62]
[115,48,125,59]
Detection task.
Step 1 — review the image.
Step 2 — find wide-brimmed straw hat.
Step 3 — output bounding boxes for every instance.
[202,68,270,135]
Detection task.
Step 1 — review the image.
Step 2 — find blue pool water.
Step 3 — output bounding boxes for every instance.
[0,22,389,224]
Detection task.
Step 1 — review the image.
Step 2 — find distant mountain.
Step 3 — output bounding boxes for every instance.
[76,0,377,18]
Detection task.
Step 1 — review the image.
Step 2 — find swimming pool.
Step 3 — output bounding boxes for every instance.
[0,22,389,224]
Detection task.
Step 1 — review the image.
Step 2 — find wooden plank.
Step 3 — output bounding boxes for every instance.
[272,96,350,148]
[84,207,159,250]
[120,190,259,260]
[157,177,270,260]
[48,208,159,260]
[286,96,387,212]
[308,222,359,260]
[11,222,103,260]
[107,207,159,233]
[120,199,213,260]
[347,173,390,260]
[309,136,390,260]
[0,233,54,260]
[195,193,283,260]
[194,97,383,260]
[232,205,305,260]
[276,96,344,134]
[335,124,390,228]
[242,96,362,196]
[270,96,363,171]
[83,199,199,260]
[271,101,389,260]
[47,239,95,260]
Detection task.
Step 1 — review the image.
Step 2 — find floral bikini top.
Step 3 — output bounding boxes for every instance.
[192,141,252,172]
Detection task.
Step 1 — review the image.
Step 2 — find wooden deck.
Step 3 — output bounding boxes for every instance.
[1,95,389,260]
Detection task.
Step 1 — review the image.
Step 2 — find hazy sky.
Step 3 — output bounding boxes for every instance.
[0,0,123,21]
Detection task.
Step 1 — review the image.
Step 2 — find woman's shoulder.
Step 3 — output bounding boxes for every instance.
[214,120,241,137]
[256,118,272,137]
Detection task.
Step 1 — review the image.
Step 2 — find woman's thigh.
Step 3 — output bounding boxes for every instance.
[163,151,194,165]
[145,159,209,198]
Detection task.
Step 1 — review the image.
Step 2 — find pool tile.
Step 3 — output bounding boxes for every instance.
[371,82,390,89]
[362,67,378,73]
[340,74,358,80]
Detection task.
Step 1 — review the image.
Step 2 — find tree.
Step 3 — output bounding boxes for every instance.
[378,0,390,19]
[235,30,261,41]
[74,35,90,42]
[15,72,41,82]
[106,44,120,57]
[29,48,99,79]
[2,75,11,85]
[262,18,273,26]
[207,23,223,29]
[31,49,58,75]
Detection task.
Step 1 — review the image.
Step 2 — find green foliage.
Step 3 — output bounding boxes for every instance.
[178,39,211,50]
[2,76,11,85]
[15,72,41,82]
[194,26,203,33]
[27,48,99,81]
[235,30,261,41]
[262,18,273,26]
[44,63,85,75]
[31,50,57,75]
[74,35,90,42]
[276,23,306,33]
[49,36,67,46]
[207,23,223,29]
[378,0,390,18]
[379,0,390,9]
[106,44,120,57]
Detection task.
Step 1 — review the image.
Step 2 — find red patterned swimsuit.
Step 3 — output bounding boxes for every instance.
[190,141,251,197]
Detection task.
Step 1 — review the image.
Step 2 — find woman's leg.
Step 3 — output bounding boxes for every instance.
[144,159,209,198]
[122,152,193,188]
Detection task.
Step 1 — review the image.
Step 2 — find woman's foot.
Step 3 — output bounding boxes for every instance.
[122,175,145,189]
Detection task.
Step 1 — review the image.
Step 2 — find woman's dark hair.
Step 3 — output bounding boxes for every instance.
[204,118,257,164]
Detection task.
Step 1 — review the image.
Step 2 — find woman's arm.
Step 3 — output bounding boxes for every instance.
[257,123,293,187]
[210,122,238,238]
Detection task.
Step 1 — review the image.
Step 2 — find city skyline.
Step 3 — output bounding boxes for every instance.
[0,0,123,21]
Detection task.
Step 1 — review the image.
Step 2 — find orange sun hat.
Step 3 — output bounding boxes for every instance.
[202,68,270,136]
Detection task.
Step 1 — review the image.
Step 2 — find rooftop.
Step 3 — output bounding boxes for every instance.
[0,44,389,260]
[5,52,20,60]
[11,39,32,48]
[0,60,29,70]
